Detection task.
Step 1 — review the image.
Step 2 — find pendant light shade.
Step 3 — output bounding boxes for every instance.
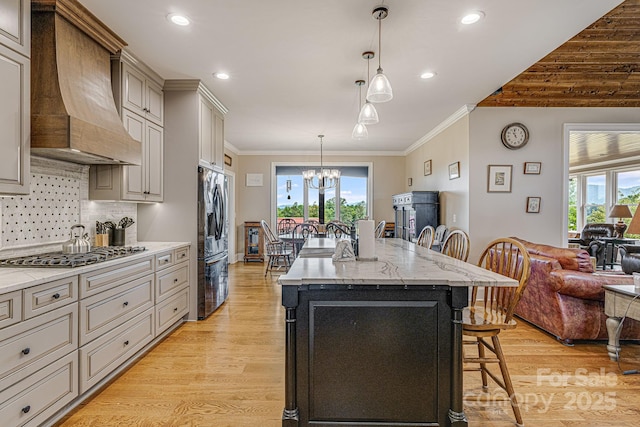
[367,69,393,103]
[352,122,368,139]
[358,51,379,124]
[358,101,379,124]
[366,6,393,103]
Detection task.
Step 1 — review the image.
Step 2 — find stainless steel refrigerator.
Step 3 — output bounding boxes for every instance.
[197,166,229,319]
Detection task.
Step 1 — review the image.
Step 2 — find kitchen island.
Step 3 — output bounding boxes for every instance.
[278,238,517,427]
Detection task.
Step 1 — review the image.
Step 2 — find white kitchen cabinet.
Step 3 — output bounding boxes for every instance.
[0,37,29,195]
[0,0,30,58]
[90,50,164,202]
[120,61,163,126]
[199,92,225,170]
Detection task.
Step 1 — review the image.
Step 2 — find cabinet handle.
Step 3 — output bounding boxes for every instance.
[174,278,178,283]
[52,293,60,299]
[123,301,129,307]
[22,405,31,414]
[124,340,129,346]
[173,307,178,312]
[179,253,186,258]
[22,348,30,355]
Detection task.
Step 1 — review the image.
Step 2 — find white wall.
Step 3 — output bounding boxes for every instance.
[404,115,470,232]
[468,106,640,263]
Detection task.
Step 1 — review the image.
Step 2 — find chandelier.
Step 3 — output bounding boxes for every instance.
[302,135,340,192]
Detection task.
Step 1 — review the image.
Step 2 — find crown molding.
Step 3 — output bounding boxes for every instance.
[403,104,476,155]
[163,79,229,114]
[236,150,406,156]
[224,141,240,154]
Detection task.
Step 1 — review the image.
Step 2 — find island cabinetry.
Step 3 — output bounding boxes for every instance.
[155,248,190,335]
[0,0,30,195]
[90,50,164,202]
[0,282,78,427]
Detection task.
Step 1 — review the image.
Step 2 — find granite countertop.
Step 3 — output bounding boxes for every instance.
[279,238,518,288]
[0,242,190,294]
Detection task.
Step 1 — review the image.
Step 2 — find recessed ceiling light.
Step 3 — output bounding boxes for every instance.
[461,11,485,25]
[420,71,437,79]
[214,72,230,80]
[167,13,190,26]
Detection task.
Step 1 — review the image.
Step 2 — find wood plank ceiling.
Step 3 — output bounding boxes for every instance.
[479,0,640,108]
[478,0,640,169]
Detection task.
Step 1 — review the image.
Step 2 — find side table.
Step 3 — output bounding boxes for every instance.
[603,284,640,361]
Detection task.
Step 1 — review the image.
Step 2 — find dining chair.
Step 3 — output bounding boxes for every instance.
[431,224,448,251]
[277,218,297,234]
[326,221,350,238]
[440,229,470,262]
[463,237,531,427]
[416,225,435,248]
[260,220,294,277]
[375,220,386,238]
[291,223,319,256]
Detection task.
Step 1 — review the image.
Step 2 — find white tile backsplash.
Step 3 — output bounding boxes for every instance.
[0,156,137,258]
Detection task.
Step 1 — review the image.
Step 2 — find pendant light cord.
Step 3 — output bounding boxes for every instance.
[378,17,382,69]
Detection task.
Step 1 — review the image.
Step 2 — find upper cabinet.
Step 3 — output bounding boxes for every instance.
[198,89,225,170]
[90,51,164,202]
[121,62,164,126]
[0,0,30,57]
[0,0,29,195]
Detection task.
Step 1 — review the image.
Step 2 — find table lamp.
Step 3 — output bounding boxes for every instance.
[608,204,633,238]
[626,205,640,237]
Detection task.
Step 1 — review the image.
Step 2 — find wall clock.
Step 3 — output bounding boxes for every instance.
[501,122,529,150]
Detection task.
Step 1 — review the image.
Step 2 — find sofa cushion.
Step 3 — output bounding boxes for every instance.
[512,237,593,273]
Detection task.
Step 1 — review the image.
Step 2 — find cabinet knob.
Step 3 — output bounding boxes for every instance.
[173,307,178,312]
[22,348,30,355]
[173,278,178,283]
[52,293,60,299]
[22,405,31,414]
[124,340,129,346]
[123,301,129,307]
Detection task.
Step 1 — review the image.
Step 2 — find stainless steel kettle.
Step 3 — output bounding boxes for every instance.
[62,224,92,254]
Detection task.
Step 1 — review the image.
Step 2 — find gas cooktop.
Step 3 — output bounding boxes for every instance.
[0,246,147,268]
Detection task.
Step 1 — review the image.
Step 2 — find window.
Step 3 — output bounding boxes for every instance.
[568,176,577,231]
[584,174,606,224]
[275,165,370,226]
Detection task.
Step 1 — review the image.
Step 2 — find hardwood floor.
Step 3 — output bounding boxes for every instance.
[56,262,640,427]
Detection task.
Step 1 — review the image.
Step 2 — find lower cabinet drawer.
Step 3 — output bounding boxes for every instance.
[0,290,21,330]
[23,276,78,320]
[0,304,78,380]
[0,351,78,427]
[156,263,188,301]
[79,308,154,393]
[79,274,154,346]
[156,287,189,335]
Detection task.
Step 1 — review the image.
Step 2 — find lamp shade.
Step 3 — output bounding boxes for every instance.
[627,205,640,235]
[352,122,368,139]
[366,68,393,103]
[608,204,632,219]
[358,101,379,125]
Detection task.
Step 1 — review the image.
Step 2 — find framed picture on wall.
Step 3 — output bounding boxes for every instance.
[487,165,512,193]
[448,161,460,180]
[526,196,541,213]
[424,160,432,176]
[524,162,541,174]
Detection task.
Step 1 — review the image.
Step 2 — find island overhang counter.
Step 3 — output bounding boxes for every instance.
[278,238,517,427]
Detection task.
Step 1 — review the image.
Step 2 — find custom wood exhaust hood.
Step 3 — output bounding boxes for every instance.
[30,0,141,165]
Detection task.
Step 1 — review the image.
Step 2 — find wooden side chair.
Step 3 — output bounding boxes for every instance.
[375,220,386,238]
[440,229,470,262]
[416,225,435,248]
[277,218,297,234]
[260,220,294,277]
[326,221,350,238]
[463,237,531,427]
[431,224,448,251]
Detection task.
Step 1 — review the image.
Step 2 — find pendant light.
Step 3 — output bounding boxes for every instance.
[352,80,368,139]
[358,51,379,125]
[366,5,393,103]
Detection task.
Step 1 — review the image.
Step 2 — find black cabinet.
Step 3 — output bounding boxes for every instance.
[393,191,439,242]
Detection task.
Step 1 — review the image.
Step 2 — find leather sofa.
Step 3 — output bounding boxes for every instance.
[576,223,616,268]
[619,245,640,275]
[511,237,640,344]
